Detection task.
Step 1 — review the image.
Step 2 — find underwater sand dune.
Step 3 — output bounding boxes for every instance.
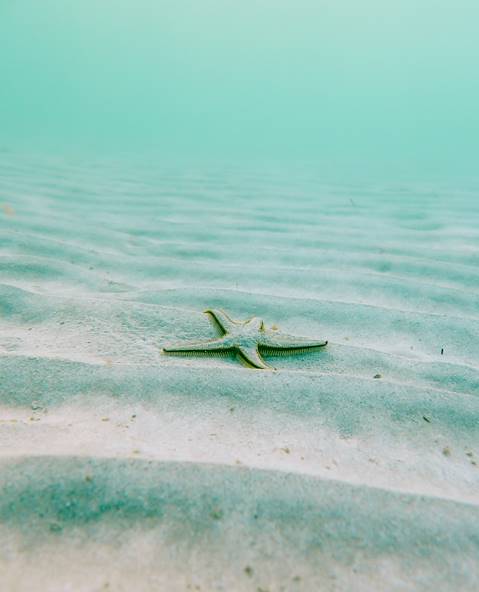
[1,457,478,592]
[0,154,478,591]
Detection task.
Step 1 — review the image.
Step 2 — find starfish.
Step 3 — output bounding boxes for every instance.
[162,309,328,369]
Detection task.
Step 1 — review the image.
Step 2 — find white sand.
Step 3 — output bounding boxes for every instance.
[0,154,478,591]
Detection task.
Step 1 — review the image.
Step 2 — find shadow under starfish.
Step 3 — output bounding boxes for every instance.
[162,309,328,370]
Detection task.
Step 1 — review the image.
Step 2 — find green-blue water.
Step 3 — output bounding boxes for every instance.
[1,0,479,179]
[1,3,478,591]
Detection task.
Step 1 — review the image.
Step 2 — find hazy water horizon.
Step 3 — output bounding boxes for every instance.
[1,1,478,182]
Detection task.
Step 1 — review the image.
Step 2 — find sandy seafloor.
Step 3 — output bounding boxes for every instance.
[0,153,478,591]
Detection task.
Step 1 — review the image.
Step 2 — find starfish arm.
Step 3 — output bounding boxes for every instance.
[238,346,271,369]
[162,337,229,353]
[204,309,237,334]
[260,332,328,350]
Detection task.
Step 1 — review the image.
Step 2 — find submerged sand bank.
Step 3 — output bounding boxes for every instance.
[0,154,478,590]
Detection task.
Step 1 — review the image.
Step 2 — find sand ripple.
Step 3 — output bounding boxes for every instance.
[0,154,478,590]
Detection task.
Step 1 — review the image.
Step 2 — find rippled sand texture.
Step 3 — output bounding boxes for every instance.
[0,154,478,591]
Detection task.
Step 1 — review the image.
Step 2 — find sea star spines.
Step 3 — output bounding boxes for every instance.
[162,308,327,370]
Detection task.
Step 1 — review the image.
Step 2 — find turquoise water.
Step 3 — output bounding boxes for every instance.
[1,3,478,591]
[1,1,479,179]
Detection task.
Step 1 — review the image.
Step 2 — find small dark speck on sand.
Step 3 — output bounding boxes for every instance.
[292,575,302,582]
[442,447,451,457]
[244,566,253,577]
[423,416,431,423]
[373,374,382,379]
[466,452,473,457]
[441,348,444,355]
[210,508,223,520]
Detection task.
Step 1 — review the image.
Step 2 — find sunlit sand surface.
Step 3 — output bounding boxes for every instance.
[0,154,478,591]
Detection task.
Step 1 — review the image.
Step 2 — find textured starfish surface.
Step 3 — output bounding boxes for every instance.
[162,309,328,369]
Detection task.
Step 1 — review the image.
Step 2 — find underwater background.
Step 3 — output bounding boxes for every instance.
[0,2,478,591]
[1,0,479,179]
